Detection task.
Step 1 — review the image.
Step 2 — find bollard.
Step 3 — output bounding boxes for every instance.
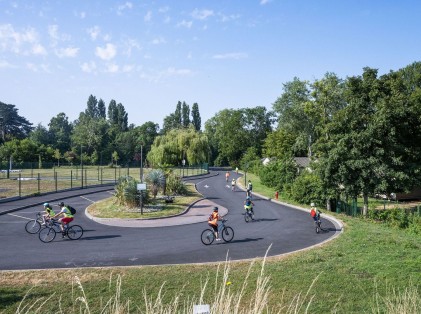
[275,191,279,200]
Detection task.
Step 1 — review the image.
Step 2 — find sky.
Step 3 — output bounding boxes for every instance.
[1,0,421,129]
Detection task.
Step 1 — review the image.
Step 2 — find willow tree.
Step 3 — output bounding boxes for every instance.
[147,126,209,167]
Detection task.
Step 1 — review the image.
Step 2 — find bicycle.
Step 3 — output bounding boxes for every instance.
[314,215,322,234]
[39,219,83,243]
[25,212,45,234]
[201,219,234,245]
[244,207,254,223]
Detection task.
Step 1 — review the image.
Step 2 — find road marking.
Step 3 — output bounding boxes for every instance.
[7,213,33,221]
[80,196,95,203]
[204,185,209,188]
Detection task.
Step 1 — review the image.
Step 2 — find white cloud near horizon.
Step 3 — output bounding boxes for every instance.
[95,43,117,60]
[81,61,97,73]
[117,2,133,15]
[87,26,101,41]
[191,9,214,20]
[177,20,193,28]
[55,47,79,58]
[212,52,248,60]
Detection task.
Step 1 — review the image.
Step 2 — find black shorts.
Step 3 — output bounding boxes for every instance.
[209,224,218,232]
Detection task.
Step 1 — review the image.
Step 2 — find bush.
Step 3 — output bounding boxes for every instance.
[114,176,139,208]
[166,173,188,195]
[290,170,324,206]
[259,158,297,192]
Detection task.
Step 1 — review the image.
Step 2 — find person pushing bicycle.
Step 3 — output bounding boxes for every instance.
[208,206,223,241]
[51,202,74,237]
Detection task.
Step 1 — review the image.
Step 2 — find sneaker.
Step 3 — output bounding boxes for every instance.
[216,238,221,241]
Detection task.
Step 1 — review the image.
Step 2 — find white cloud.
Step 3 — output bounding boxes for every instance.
[106,63,119,73]
[158,6,169,13]
[123,38,141,57]
[0,24,47,56]
[151,37,166,45]
[81,61,96,73]
[87,26,100,40]
[219,13,241,22]
[48,25,71,44]
[177,20,193,28]
[122,64,135,72]
[95,43,117,60]
[55,47,79,58]
[260,0,272,4]
[117,2,133,15]
[26,62,50,73]
[0,60,15,68]
[191,9,214,20]
[144,11,152,22]
[75,11,86,19]
[32,43,47,55]
[212,52,248,60]
[164,67,193,77]
[163,16,171,24]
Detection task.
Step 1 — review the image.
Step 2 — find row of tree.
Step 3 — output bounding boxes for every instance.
[1,61,421,214]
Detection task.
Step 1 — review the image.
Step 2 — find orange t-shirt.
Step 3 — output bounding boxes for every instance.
[208,212,219,226]
[310,208,316,217]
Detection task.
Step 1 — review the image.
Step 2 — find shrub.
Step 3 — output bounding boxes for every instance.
[166,173,188,195]
[290,170,324,206]
[259,158,297,192]
[114,176,139,208]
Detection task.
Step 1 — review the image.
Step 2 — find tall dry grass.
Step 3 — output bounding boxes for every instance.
[12,256,420,314]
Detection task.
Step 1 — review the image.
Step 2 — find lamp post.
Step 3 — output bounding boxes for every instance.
[140,144,143,183]
[80,145,84,189]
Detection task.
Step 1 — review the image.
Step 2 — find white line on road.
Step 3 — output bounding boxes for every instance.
[7,213,33,221]
[80,196,95,203]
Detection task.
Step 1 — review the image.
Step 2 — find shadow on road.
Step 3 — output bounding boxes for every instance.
[80,235,122,241]
[229,237,264,244]
[249,218,279,222]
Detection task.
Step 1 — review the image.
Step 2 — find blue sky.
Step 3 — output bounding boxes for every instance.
[1,0,420,128]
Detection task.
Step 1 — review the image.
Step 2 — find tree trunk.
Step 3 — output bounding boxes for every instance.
[326,199,331,211]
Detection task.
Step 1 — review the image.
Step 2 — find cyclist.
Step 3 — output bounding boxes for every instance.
[231,178,236,191]
[247,180,253,192]
[225,171,230,182]
[310,202,322,224]
[244,196,255,219]
[51,202,74,237]
[42,202,55,224]
[208,206,222,241]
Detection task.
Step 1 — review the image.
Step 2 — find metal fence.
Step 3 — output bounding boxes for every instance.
[0,163,209,201]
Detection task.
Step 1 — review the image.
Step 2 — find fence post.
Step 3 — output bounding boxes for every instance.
[85,169,87,187]
[38,173,40,194]
[114,167,117,184]
[100,168,103,185]
[55,171,57,192]
[71,170,73,189]
[19,173,21,197]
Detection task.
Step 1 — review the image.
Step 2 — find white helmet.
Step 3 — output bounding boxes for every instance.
[310,202,315,207]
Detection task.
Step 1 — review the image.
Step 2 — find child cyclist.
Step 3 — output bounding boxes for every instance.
[208,206,223,241]
[244,196,255,219]
[310,202,322,223]
[42,202,56,224]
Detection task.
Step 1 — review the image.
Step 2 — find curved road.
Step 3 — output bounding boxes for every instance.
[0,172,342,270]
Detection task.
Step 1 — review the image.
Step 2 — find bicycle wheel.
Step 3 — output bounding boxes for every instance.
[201,229,215,245]
[244,211,251,223]
[315,222,321,234]
[222,226,234,242]
[25,220,41,234]
[39,227,56,243]
[67,225,83,240]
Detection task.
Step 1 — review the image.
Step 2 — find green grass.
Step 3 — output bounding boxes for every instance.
[1,171,420,313]
[87,184,202,219]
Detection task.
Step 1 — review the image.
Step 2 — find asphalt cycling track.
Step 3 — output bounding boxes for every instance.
[0,172,342,271]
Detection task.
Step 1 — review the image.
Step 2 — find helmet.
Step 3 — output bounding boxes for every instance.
[43,202,49,207]
[213,206,219,212]
[246,196,250,200]
[59,202,64,207]
[310,202,315,207]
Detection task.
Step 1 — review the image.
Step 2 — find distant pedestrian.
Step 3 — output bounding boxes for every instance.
[225,171,230,182]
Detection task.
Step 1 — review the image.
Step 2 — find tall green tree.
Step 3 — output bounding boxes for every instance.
[48,112,73,152]
[0,102,33,143]
[191,102,201,131]
[181,101,190,127]
[29,123,52,146]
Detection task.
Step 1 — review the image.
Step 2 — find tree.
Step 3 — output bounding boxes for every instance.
[98,98,106,119]
[53,148,62,166]
[108,100,128,132]
[85,95,99,118]
[112,150,119,167]
[0,102,33,143]
[191,102,201,131]
[181,102,190,127]
[48,113,73,152]
[147,126,209,167]
[29,124,52,146]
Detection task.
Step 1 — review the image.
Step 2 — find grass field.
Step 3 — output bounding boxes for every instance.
[0,171,420,313]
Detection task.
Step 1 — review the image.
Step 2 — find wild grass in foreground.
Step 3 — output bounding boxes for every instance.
[4,252,420,314]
